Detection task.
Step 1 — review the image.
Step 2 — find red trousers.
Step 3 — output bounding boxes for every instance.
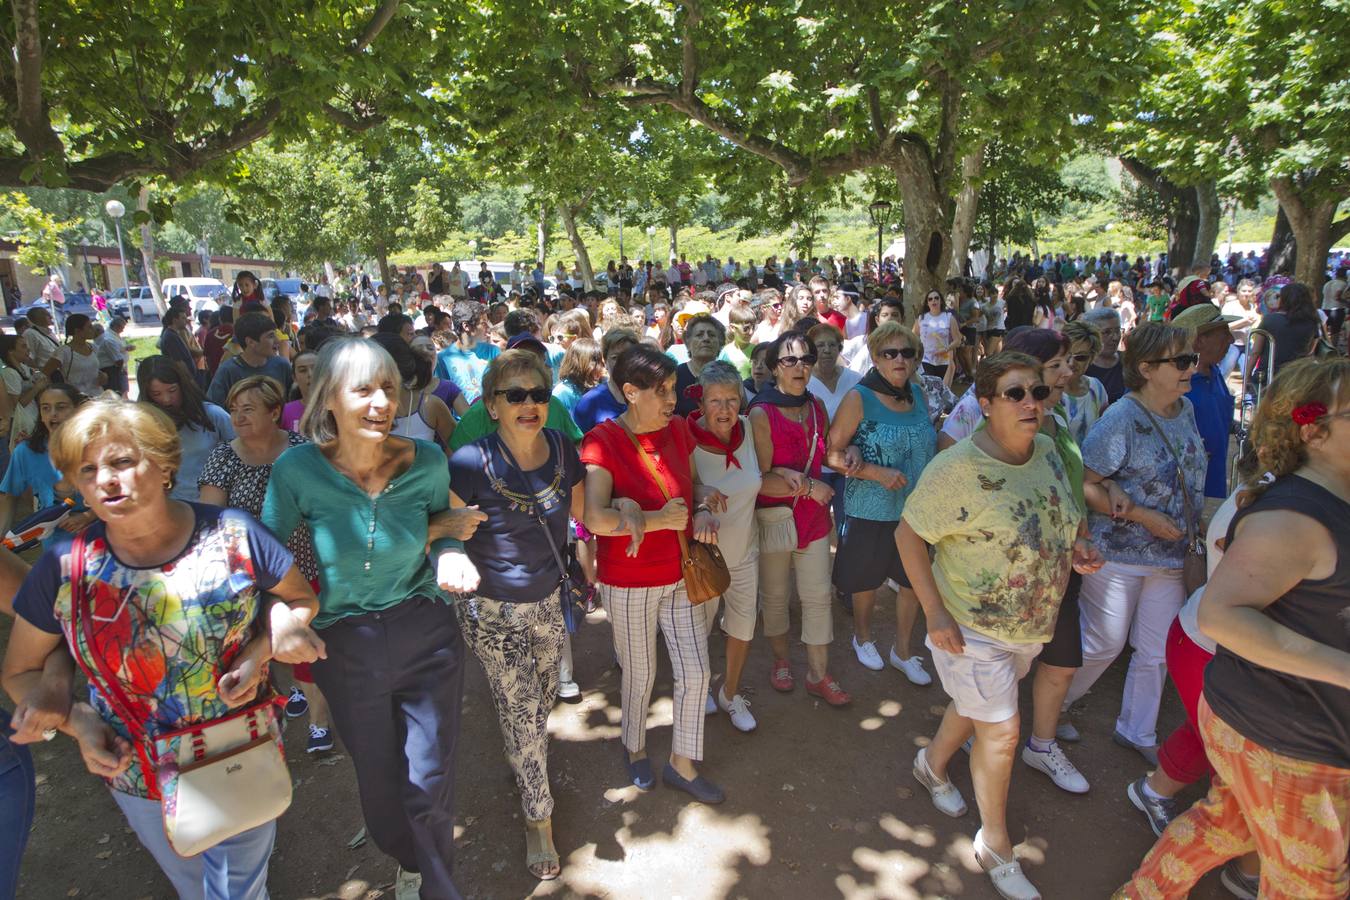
[1156,616,1214,785]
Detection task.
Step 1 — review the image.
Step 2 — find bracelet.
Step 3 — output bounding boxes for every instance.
[806,477,814,493]
[694,503,710,514]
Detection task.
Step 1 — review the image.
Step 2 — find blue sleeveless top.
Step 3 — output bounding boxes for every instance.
[843,383,937,521]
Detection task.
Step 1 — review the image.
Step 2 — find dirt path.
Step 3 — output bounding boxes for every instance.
[11,594,1230,900]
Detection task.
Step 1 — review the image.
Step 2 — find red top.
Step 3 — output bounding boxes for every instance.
[753,399,832,548]
[820,310,847,331]
[580,417,695,588]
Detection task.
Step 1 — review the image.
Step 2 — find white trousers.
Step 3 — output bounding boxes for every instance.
[601,580,711,760]
[1064,560,1185,747]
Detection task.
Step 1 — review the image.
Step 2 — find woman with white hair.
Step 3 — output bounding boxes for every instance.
[262,337,487,900]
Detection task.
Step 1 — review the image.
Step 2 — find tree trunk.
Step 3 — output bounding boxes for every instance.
[1267,207,1297,277]
[560,205,595,290]
[1168,188,1200,278]
[1191,179,1221,270]
[536,205,549,264]
[891,148,952,318]
[137,186,165,316]
[1271,176,1346,292]
[667,222,678,264]
[948,145,985,280]
[375,242,391,292]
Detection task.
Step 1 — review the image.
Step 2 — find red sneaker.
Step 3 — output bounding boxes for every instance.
[770,658,794,692]
[805,674,852,707]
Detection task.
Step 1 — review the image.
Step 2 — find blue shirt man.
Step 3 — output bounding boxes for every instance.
[1175,304,1238,498]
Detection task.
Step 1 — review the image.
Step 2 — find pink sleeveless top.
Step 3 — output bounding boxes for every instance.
[754,398,831,548]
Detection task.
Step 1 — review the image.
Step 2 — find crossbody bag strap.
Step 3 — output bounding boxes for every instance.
[1127,395,1199,545]
[494,430,572,585]
[617,419,691,558]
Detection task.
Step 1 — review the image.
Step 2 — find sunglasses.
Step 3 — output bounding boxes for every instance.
[494,387,551,405]
[777,354,817,368]
[1070,352,1093,364]
[1149,353,1200,370]
[878,347,917,360]
[998,384,1053,403]
[926,295,942,302]
[770,303,784,312]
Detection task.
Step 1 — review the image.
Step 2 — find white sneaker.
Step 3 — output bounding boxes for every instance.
[394,866,422,900]
[717,687,757,732]
[706,691,718,715]
[912,748,967,817]
[852,637,884,671]
[557,680,580,700]
[1021,742,1090,794]
[888,647,932,685]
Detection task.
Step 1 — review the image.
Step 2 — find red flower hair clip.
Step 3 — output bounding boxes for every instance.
[683,384,704,401]
[1291,402,1327,426]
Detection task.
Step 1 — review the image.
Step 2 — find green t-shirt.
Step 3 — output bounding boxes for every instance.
[902,433,1082,643]
[261,439,457,629]
[1146,293,1168,322]
[448,396,583,452]
[722,341,753,379]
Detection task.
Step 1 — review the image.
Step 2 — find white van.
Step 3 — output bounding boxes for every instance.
[161,277,228,317]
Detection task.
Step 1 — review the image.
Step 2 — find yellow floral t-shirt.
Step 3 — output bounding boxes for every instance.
[902,433,1081,643]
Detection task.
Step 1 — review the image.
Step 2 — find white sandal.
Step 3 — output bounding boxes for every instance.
[973,829,1041,900]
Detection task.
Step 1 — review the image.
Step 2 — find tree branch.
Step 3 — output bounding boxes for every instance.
[9,0,63,159]
[680,0,701,104]
[354,0,402,52]
[321,102,387,131]
[933,71,962,194]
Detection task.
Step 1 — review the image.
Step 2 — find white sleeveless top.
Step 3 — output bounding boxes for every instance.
[392,391,438,443]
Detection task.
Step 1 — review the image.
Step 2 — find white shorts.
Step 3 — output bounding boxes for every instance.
[927,624,1042,723]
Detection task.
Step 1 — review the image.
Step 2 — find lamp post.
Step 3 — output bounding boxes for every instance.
[105,199,129,292]
[646,225,656,263]
[467,238,477,262]
[868,199,892,276]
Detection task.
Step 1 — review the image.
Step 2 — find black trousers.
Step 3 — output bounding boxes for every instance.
[312,596,467,900]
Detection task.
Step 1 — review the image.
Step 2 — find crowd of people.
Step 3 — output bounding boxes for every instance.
[0,248,1345,900]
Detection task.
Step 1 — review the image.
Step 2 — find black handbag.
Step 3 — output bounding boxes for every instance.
[494,430,589,633]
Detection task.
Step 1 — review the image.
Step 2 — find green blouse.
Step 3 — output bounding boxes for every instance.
[262,438,456,628]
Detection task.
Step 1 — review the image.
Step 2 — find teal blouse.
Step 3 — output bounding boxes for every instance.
[262,438,455,628]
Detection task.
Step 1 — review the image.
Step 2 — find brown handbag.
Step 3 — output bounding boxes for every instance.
[620,423,731,605]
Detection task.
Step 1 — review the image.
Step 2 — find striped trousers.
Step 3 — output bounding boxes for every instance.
[600,580,711,761]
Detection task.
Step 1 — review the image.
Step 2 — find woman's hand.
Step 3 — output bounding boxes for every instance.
[614,500,647,557]
[437,551,481,594]
[841,446,864,476]
[655,497,688,532]
[926,607,966,655]
[69,704,133,779]
[703,489,729,515]
[217,653,264,709]
[693,510,719,544]
[428,506,488,543]
[59,511,97,533]
[1072,538,1105,575]
[774,468,810,497]
[871,466,908,491]
[8,680,73,744]
[1136,507,1183,541]
[807,478,834,506]
[269,605,326,665]
[1104,480,1133,519]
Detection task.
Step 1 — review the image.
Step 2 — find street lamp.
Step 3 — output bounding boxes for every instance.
[646,225,656,263]
[467,238,477,261]
[868,199,893,274]
[105,199,129,292]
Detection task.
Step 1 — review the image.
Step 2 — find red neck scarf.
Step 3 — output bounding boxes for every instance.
[686,410,745,469]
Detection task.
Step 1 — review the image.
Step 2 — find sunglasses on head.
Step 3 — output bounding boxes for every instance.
[999,384,1053,403]
[494,387,551,405]
[878,346,917,360]
[777,354,817,368]
[1149,353,1200,370]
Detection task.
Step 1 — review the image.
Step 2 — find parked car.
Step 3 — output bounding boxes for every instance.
[160,277,228,317]
[262,277,305,302]
[107,285,158,323]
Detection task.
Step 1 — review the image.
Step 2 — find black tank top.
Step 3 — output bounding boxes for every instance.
[1204,475,1350,769]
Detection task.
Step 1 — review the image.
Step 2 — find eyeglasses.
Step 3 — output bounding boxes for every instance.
[998,384,1053,403]
[777,354,817,368]
[1070,353,1093,364]
[770,303,784,312]
[494,387,551,405]
[878,347,917,360]
[1148,353,1200,370]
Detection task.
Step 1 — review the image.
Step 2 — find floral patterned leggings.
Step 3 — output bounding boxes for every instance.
[1116,696,1350,900]
[454,592,565,822]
